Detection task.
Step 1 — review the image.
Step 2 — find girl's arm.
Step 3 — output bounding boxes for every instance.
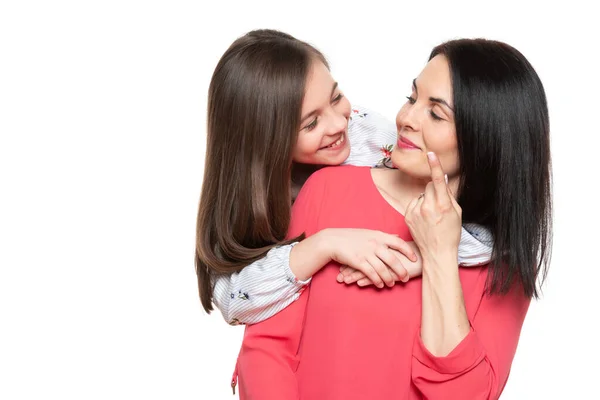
[213,220,417,326]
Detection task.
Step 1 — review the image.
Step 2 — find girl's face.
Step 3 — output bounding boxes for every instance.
[392,55,459,179]
[292,60,351,165]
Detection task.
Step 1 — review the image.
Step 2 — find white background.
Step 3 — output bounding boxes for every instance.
[1,1,598,399]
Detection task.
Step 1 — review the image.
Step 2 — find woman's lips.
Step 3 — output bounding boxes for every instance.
[397,135,420,150]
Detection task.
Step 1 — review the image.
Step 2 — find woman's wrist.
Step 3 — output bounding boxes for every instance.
[421,249,458,273]
[420,251,470,356]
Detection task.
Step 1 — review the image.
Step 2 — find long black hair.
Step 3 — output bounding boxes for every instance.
[431,39,552,298]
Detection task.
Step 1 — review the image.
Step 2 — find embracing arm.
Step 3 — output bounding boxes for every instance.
[212,243,308,325]
[213,225,413,325]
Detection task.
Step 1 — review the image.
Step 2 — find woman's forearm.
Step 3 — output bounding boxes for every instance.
[420,254,471,356]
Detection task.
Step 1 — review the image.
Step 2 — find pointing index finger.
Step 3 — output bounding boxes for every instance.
[427,152,450,198]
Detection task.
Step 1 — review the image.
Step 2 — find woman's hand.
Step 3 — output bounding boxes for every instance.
[404,152,461,268]
[408,153,470,357]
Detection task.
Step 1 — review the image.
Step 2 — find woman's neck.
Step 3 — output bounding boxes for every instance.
[372,168,459,215]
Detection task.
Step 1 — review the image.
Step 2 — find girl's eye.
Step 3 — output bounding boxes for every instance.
[305,118,318,131]
[406,96,416,104]
[332,93,344,103]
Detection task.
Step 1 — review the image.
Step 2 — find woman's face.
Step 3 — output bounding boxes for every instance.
[392,55,459,180]
[292,60,351,165]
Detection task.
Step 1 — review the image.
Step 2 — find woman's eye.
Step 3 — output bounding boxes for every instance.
[430,110,443,121]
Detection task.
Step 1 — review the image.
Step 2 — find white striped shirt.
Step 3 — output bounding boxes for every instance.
[212,105,493,325]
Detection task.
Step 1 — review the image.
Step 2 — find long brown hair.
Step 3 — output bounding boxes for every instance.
[196,30,328,313]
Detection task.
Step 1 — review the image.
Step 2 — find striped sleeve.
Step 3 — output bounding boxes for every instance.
[211,242,310,325]
[458,224,494,267]
[343,105,397,167]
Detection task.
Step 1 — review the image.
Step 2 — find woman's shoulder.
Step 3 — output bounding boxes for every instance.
[309,164,371,180]
[303,165,373,193]
[293,166,375,221]
[294,166,379,223]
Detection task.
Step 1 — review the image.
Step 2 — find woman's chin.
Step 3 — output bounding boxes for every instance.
[391,156,428,178]
[390,153,409,170]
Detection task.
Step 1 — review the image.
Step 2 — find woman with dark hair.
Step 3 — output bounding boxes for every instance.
[235,38,552,399]
[196,30,493,326]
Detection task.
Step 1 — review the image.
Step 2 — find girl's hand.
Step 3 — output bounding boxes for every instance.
[323,228,416,288]
[337,243,422,286]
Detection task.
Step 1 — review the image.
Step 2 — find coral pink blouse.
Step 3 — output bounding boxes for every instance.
[236,166,530,399]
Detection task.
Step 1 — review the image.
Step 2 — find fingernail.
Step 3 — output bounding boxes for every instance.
[445,174,448,184]
[402,276,410,283]
[427,152,435,160]
[337,274,343,282]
